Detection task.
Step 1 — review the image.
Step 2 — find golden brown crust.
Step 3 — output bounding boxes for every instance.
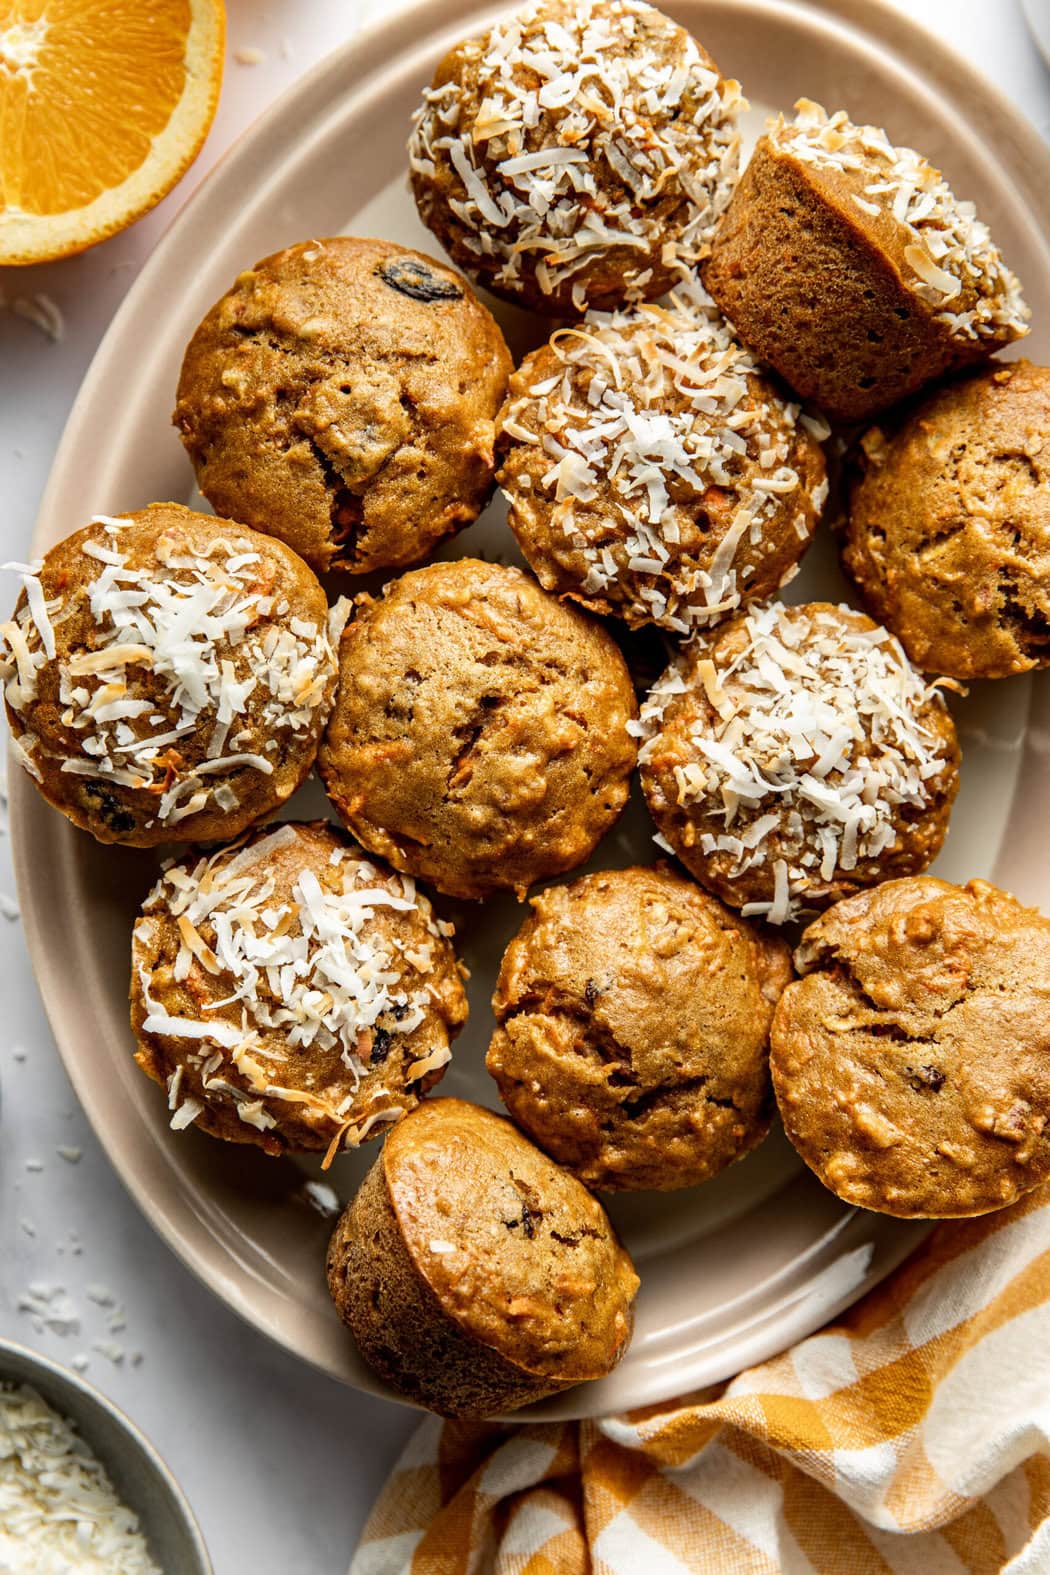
[408,0,740,315]
[1,504,337,847]
[702,136,1022,423]
[771,877,1050,1218]
[318,559,638,900]
[487,865,792,1190]
[130,821,467,1157]
[843,361,1050,679]
[638,602,960,921]
[174,237,511,575]
[326,1098,639,1415]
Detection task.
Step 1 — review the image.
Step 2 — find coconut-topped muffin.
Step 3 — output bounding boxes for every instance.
[1,504,342,846]
[409,0,743,315]
[131,821,468,1160]
[703,99,1029,421]
[638,602,960,922]
[498,292,828,633]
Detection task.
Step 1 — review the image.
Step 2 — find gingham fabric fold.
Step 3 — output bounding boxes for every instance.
[352,1183,1050,1574]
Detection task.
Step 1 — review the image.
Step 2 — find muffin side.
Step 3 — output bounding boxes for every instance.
[326,1098,639,1415]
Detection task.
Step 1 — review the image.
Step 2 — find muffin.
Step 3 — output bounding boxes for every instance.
[174,237,512,576]
[703,100,1029,423]
[497,291,828,634]
[408,0,742,316]
[487,865,793,1190]
[325,1098,638,1415]
[771,877,1050,1218]
[637,601,960,923]
[843,361,1050,680]
[0,504,341,847]
[318,559,637,900]
[131,821,468,1159]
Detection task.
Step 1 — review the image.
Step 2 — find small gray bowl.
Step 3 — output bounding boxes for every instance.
[0,1337,211,1574]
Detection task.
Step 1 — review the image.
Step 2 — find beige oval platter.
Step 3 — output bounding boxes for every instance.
[11,0,1050,1418]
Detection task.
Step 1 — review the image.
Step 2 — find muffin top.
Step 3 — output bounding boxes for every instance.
[408,0,742,314]
[844,360,1050,680]
[0,504,341,846]
[380,1098,638,1381]
[488,865,792,1190]
[318,558,637,900]
[771,877,1050,1217]
[498,291,828,633]
[174,237,512,576]
[767,100,1028,349]
[637,602,960,922]
[131,821,468,1158]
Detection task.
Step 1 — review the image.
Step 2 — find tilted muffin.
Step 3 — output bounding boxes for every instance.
[843,361,1050,680]
[487,865,793,1191]
[0,504,340,847]
[771,877,1050,1218]
[409,0,742,315]
[498,292,828,634]
[318,559,637,900]
[131,821,468,1158]
[174,237,512,576]
[637,602,960,923]
[326,1098,639,1415]
[703,100,1029,423]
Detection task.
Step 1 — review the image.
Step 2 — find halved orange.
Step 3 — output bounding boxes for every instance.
[0,0,225,265]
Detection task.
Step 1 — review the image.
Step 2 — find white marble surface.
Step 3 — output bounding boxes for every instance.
[0,3,1047,1572]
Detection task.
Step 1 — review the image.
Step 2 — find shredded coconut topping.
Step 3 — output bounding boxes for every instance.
[0,518,344,826]
[0,1383,161,1575]
[637,602,955,922]
[771,99,1029,343]
[500,285,826,631]
[409,0,743,306]
[135,826,454,1160]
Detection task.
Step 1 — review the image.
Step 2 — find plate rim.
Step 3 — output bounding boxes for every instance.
[11,0,1050,1420]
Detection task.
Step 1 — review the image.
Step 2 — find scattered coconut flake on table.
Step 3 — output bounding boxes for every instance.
[0,1382,162,1575]
[0,891,18,919]
[57,1145,83,1163]
[301,1179,341,1218]
[16,1285,80,1338]
[235,44,266,64]
[1,289,65,342]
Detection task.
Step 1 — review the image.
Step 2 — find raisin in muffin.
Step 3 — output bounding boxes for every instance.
[703,100,1029,422]
[318,559,637,900]
[131,821,467,1158]
[843,361,1050,679]
[771,877,1050,1217]
[487,865,793,1190]
[174,237,511,575]
[326,1098,639,1415]
[637,602,960,923]
[409,0,742,315]
[498,290,828,634]
[0,504,341,846]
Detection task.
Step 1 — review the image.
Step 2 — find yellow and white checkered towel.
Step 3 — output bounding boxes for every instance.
[353,1183,1050,1574]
